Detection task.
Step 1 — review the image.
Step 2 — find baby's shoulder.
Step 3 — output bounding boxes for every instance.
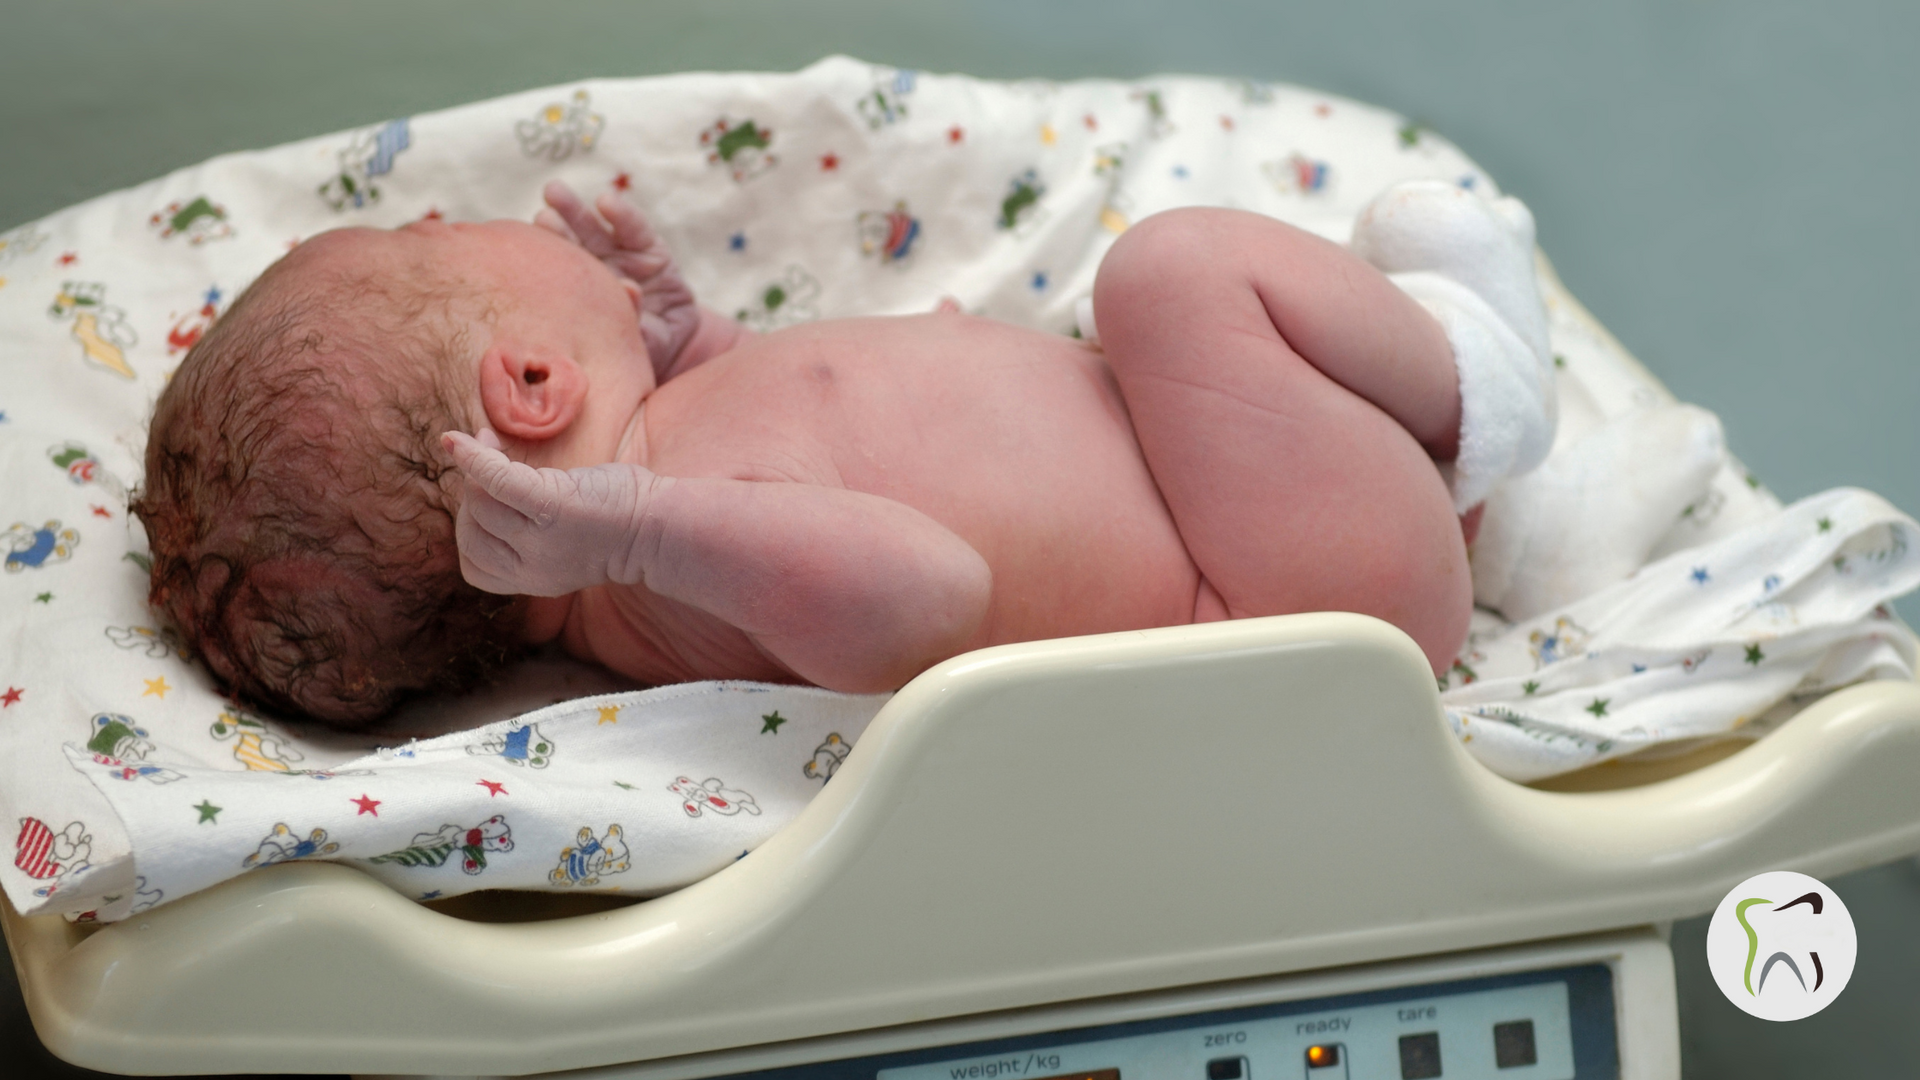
[638,377,844,488]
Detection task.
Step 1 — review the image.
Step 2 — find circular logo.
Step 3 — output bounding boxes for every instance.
[1705,871,1856,1021]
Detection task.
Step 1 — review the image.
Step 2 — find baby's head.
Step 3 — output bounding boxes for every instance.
[131,219,652,727]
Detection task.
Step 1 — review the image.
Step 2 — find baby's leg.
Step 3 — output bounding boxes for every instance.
[1093,207,1471,671]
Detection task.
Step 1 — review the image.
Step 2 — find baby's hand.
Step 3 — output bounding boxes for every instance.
[536,180,700,376]
[443,428,658,597]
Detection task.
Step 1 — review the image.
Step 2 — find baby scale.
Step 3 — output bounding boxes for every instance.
[10,612,1920,1079]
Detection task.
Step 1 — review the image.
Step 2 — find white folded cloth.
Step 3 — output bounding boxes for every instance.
[1471,403,1727,620]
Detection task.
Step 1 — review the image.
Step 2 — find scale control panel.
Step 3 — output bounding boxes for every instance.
[711,963,1617,1080]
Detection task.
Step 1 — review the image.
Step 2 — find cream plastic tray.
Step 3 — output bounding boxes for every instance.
[8,612,1920,1076]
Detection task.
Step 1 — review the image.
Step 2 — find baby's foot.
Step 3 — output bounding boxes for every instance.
[1351,181,1549,358]
[1350,180,1554,512]
[537,181,701,378]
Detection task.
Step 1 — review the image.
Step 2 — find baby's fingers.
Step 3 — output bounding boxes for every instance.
[541,179,589,219]
[594,192,662,255]
[533,207,579,243]
[461,480,538,541]
[453,511,527,595]
[443,430,557,523]
[542,180,617,258]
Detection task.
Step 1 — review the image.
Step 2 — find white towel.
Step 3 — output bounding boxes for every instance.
[1471,403,1728,621]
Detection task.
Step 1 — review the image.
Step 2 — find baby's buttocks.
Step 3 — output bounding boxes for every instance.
[638,314,1203,647]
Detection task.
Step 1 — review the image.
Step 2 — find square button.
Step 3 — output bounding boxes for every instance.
[1494,1019,1538,1069]
[1398,1032,1442,1079]
[1206,1057,1244,1080]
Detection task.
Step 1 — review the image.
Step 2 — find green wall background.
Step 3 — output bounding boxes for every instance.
[2,2,1918,1077]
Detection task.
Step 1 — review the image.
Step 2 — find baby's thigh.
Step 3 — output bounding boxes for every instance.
[1180,398,1471,674]
[1090,212,1470,669]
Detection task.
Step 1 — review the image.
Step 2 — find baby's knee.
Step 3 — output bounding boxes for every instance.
[1094,208,1253,309]
[1094,208,1331,342]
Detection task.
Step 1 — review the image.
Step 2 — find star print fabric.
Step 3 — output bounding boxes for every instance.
[63,685,883,918]
[1440,489,1920,782]
[0,57,1916,920]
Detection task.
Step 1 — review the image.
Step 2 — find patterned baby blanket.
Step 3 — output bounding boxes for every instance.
[1,57,1913,922]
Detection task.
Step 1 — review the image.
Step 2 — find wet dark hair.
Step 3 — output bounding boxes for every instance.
[129,245,522,728]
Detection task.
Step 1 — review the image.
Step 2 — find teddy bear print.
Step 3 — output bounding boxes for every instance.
[318,118,410,211]
[803,734,851,782]
[104,625,181,658]
[669,776,762,818]
[242,824,340,869]
[15,817,91,898]
[86,713,155,760]
[856,202,921,265]
[734,266,820,332]
[4,520,80,572]
[465,722,554,768]
[1528,617,1593,668]
[148,196,233,244]
[48,441,127,500]
[700,116,776,182]
[515,89,604,161]
[369,816,513,875]
[548,824,630,887]
[854,66,915,129]
[210,710,305,772]
[1261,152,1333,197]
[48,282,137,379]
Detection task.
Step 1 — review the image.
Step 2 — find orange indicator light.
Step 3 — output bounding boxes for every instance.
[1306,1043,1342,1069]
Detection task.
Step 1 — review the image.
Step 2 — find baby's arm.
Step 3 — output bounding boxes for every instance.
[537,182,745,383]
[443,430,991,692]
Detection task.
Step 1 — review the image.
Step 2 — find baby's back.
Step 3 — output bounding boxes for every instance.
[570,313,1201,685]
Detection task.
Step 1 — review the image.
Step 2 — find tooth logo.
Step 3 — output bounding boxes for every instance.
[1706,871,1856,1021]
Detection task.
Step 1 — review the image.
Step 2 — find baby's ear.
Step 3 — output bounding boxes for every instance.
[478,345,588,441]
[618,278,643,314]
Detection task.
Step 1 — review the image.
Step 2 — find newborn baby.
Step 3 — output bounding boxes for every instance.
[132,180,1553,726]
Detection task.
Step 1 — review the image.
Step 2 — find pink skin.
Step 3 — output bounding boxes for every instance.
[342,185,1471,689]
[1090,208,1470,657]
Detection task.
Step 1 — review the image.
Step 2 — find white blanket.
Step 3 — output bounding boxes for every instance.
[1,57,1912,922]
